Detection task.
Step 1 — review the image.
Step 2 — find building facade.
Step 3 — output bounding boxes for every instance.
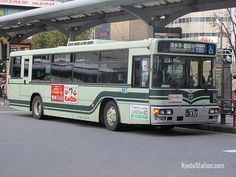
[95,9,234,51]
[1,1,234,51]
[169,9,234,49]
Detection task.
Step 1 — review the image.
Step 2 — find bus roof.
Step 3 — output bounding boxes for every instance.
[10,38,155,57]
[10,38,217,57]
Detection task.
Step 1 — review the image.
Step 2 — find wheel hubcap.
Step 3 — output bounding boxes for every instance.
[34,100,41,116]
[106,106,116,126]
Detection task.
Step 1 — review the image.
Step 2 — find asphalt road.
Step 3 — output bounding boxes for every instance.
[0,107,236,177]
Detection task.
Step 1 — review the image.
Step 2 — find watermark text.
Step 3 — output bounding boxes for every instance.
[181,162,224,169]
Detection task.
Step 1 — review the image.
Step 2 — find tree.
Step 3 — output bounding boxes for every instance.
[31,31,67,49]
[0,37,8,44]
[75,29,92,41]
[213,8,236,57]
[31,29,92,49]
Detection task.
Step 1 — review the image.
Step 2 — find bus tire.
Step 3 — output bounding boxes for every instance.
[103,101,120,131]
[32,96,44,119]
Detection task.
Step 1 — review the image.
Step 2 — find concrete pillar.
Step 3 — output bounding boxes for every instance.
[68,31,76,42]
[0,41,2,61]
[148,25,154,38]
[6,42,10,60]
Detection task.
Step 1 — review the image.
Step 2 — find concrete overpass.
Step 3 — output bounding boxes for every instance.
[0,0,235,42]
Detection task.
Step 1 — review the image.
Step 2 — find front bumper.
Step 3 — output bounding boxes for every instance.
[150,106,218,125]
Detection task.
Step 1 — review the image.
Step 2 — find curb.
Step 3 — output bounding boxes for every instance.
[185,124,236,134]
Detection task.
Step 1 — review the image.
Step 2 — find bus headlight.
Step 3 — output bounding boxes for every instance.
[159,110,165,115]
[209,109,215,114]
[155,109,173,115]
[166,109,173,115]
[209,108,219,114]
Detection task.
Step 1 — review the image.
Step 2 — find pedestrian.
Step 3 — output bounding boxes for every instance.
[0,83,2,98]
[232,73,236,100]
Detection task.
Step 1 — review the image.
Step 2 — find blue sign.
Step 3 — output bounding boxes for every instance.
[158,41,216,55]
[207,44,215,55]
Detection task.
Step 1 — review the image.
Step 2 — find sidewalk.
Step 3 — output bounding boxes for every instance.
[185,115,236,134]
[0,98,9,107]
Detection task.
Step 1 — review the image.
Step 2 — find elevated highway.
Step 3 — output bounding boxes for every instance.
[0,0,235,42]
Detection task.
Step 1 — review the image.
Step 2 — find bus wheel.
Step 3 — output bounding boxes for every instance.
[32,96,44,119]
[103,101,120,131]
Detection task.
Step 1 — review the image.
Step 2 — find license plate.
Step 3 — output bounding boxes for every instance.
[185,109,198,117]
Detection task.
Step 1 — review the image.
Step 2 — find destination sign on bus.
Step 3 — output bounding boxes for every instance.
[158,41,216,55]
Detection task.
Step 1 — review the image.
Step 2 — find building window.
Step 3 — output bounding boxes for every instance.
[206,17,212,22]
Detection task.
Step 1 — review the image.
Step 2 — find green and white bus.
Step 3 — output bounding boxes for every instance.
[8,38,219,130]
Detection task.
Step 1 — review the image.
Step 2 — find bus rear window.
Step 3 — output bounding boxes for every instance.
[10,56,21,78]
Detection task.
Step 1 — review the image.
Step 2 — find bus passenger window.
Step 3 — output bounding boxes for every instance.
[99,50,128,84]
[73,63,98,83]
[132,56,150,88]
[32,55,51,81]
[73,52,99,83]
[51,63,73,83]
[54,53,71,63]
[24,59,29,77]
[10,57,21,78]
[50,53,73,83]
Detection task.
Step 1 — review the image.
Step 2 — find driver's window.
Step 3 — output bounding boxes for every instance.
[190,61,199,87]
[203,60,213,87]
[153,56,187,88]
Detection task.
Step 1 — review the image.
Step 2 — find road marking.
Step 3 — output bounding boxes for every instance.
[177,127,236,137]
[222,149,236,153]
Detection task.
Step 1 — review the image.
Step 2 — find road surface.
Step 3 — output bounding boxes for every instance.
[0,107,235,177]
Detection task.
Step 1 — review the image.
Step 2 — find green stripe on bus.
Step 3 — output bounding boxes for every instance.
[8,91,149,114]
[44,107,94,114]
[9,103,29,108]
[9,100,30,105]
[149,89,216,99]
[149,96,210,104]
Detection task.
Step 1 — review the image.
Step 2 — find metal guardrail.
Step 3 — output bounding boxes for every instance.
[219,99,236,127]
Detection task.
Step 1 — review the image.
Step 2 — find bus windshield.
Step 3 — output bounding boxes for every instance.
[152,55,214,89]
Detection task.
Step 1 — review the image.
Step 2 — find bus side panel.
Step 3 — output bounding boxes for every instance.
[76,86,123,123]
[8,83,29,111]
[8,84,151,126]
[116,87,150,125]
[118,102,150,125]
[43,105,101,122]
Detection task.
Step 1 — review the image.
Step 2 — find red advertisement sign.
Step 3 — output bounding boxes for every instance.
[51,85,64,102]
